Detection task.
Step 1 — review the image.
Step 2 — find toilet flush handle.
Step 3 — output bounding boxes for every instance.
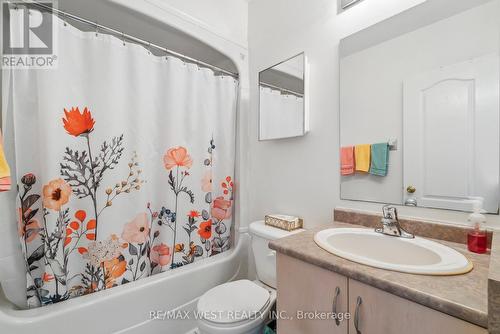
[267,250,276,258]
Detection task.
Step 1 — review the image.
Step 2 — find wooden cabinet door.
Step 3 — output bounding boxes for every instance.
[276,254,349,334]
[348,279,487,334]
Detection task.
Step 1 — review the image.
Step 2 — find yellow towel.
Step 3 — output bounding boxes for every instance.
[355,144,371,172]
[0,129,10,179]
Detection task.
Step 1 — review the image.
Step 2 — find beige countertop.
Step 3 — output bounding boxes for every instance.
[269,222,490,328]
[489,231,500,332]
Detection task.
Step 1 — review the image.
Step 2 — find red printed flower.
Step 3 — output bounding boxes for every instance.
[62,107,95,137]
[198,220,212,240]
[42,272,54,282]
[221,176,233,196]
[188,210,200,218]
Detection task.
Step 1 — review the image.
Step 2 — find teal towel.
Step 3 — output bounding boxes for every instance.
[264,326,276,334]
[369,143,389,176]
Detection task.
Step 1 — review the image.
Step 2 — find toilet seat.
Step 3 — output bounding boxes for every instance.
[197,280,271,325]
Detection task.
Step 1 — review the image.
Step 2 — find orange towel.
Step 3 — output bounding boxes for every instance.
[340,146,355,175]
[0,176,11,191]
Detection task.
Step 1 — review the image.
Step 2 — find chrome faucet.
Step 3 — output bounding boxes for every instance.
[375,205,414,238]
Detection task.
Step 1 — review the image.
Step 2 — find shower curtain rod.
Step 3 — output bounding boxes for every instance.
[259,81,304,98]
[15,1,239,78]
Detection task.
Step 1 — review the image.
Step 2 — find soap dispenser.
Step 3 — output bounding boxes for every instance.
[467,200,487,254]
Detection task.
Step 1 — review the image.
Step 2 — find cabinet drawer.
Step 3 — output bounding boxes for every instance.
[348,279,486,334]
[276,254,349,334]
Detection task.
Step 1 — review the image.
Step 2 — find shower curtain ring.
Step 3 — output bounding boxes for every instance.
[148,42,151,55]
[63,13,67,26]
[95,22,99,36]
[122,32,126,46]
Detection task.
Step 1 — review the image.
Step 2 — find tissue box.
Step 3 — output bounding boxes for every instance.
[264,214,303,231]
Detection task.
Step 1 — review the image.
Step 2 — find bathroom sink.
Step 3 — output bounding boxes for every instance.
[314,228,473,275]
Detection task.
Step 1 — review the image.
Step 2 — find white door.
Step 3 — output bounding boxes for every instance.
[403,54,499,213]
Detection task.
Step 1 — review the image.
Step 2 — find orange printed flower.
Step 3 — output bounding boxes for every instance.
[211,196,232,221]
[17,208,41,243]
[87,219,96,230]
[175,243,185,253]
[42,178,72,211]
[64,237,72,246]
[62,107,95,137]
[198,220,212,240]
[42,272,54,282]
[188,242,197,256]
[188,210,200,218]
[201,170,212,192]
[150,243,172,266]
[163,146,192,170]
[121,213,150,244]
[103,255,127,288]
[75,210,86,222]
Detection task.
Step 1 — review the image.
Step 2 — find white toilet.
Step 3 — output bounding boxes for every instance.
[196,221,303,334]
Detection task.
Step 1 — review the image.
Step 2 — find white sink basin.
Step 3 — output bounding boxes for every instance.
[314,228,473,275]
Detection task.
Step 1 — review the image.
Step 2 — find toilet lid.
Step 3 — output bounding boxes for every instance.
[197,280,271,324]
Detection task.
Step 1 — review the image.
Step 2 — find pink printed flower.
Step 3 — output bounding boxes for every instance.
[17,208,41,243]
[121,213,150,244]
[150,243,172,266]
[201,170,213,192]
[163,147,192,170]
[211,197,232,221]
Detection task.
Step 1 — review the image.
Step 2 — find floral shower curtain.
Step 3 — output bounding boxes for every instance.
[6,15,238,308]
[259,86,304,139]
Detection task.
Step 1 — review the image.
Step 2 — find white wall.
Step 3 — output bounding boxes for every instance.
[140,0,248,48]
[340,2,499,206]
[246,0,500,229]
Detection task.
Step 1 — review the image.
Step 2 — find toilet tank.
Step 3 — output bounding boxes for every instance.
[249,221,304,288]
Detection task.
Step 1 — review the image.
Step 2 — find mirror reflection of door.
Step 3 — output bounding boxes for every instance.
[338,0,500,213]
[403,55,499,213]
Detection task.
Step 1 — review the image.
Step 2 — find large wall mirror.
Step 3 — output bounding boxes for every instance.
[259,53,308,140]
[339,0,500,213]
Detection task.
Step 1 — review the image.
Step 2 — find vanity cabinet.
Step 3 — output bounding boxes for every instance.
[348,279,486,334]
[276,254,487,334]
[276,254,348,334]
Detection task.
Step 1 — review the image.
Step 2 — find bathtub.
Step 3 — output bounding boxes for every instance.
[0,232,249,334]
